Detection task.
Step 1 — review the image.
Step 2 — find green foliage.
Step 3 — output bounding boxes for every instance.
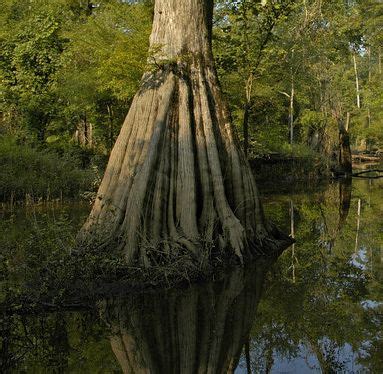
[1,0,152,150]
[214,0,383,159]
[252,179,383,372]
[58,1,151,103]
[0,136,96,202]
[1,2,66,140]
[0,1,153,204]
[1,0,382,197]
[300,109,326,130]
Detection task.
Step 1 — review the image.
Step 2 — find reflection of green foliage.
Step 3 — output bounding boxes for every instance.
[1,180,383,371]
[251,179,383,372]
[1,309,120,373]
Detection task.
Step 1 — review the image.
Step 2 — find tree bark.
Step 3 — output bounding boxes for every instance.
[243,102,250,158]
[75,114,93,147]
[352,53,361,109]
[243,72,253,158]
[289,74,294,145]
[77,0,290,267]
[338,112,352,175]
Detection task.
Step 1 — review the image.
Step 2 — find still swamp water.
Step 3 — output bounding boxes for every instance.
[1,177,382,373]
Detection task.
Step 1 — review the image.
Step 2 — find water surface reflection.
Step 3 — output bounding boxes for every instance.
[101,261,275,374]
[1,178,382,372]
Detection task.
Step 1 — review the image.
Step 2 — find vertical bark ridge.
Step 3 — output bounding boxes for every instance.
[147,121,166,244]
[206,66,247,227]
[176,78,199,241]
[122,73,176,264]
[82,103,138,231]
[96,90,156,234]
[191,65,217,244]
[77,0,291,266]
[112,87,158,212]
[198,68,246,261]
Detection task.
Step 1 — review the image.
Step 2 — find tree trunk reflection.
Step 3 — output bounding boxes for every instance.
[100,258,281,374]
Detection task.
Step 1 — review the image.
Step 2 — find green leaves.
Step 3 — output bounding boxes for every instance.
[1,0,152,146]
[60,1,151,102]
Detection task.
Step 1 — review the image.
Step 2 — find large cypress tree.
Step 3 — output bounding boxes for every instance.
[78,0,290,266]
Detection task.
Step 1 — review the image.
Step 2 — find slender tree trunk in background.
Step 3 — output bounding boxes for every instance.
[84,115,88,145]
[379,47,382,75]
[243,103,250,158]
[367,108,371,128]
[338,112,352,175]
[366,107,371,151]
[289,74,294,145]
[368,46,372,83]
[88,122,93,147]
[353,53,361,109]
[77,0,289,267]
[243,73,253,158]
[107,104,114,152]
[75,113,93,147]
[345,112,350,132]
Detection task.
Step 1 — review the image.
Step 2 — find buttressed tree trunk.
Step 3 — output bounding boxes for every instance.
[78,0,289,266]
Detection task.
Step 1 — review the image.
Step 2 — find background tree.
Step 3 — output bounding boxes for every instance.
[1,0,382,206]
[214,0,296,156]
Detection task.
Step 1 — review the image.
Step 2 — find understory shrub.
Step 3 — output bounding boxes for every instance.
[0,136,97,202]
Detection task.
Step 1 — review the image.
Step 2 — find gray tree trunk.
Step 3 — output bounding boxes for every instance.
[289,74,294,145]
[353,53,361,109]
[77,0,289,267]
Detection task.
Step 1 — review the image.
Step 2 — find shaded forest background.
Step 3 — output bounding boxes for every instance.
[1,0,382,202]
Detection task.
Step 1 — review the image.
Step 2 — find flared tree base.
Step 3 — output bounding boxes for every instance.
[77,62,292,267]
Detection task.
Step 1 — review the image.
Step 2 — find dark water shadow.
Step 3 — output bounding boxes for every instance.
[99,256,280,374]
